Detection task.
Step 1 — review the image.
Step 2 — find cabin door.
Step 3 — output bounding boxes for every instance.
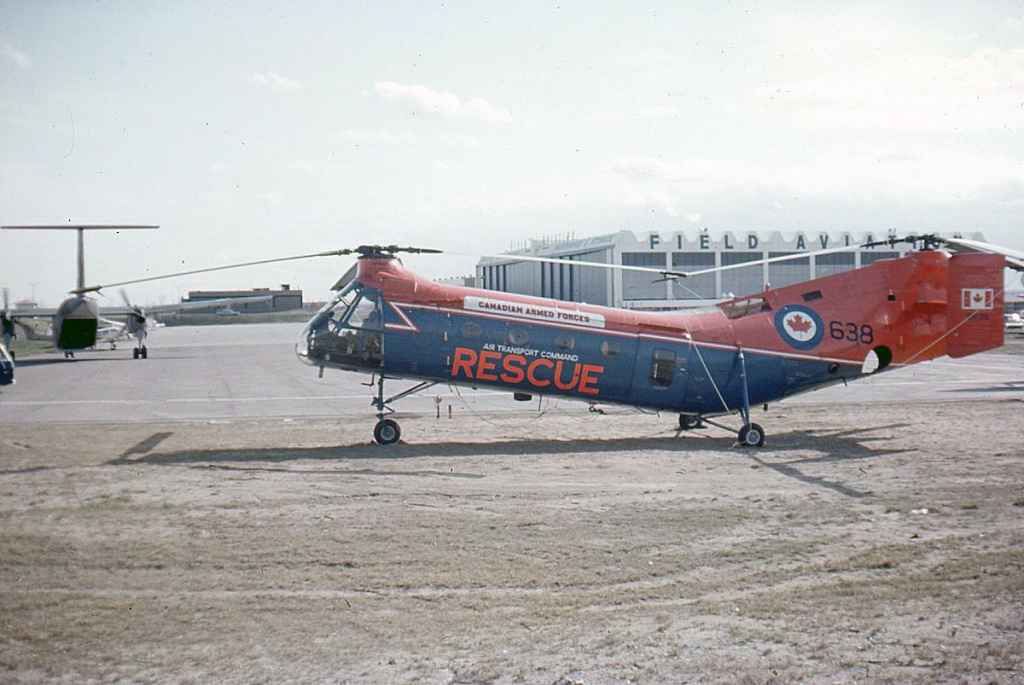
[629,339,689,410]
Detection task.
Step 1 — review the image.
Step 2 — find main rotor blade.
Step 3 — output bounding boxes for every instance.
[71,249,356,294]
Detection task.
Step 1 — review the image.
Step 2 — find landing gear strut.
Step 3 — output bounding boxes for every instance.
[369,374,437,445]
[735,348,766,447]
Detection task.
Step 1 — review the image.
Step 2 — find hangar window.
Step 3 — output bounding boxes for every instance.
[462,321,482,338]
[650,349,676,387]
[600,340,620,358]
[554,334,575,351]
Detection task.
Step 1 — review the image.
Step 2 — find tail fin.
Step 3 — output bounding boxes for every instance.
[946,253,1005,358]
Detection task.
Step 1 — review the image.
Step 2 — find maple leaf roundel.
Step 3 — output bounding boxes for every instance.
[773,304,825,351]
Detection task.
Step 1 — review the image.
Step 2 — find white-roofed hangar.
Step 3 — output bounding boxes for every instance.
[477,230,988,310]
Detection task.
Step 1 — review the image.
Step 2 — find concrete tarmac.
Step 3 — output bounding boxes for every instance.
[1,323,1022,425]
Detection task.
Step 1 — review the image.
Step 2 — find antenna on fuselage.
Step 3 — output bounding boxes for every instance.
[1,225,158,293]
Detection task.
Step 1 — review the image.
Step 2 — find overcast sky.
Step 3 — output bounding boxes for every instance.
[2,1,1023,305]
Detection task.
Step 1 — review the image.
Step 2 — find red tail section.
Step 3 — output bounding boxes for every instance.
[946,253,1005,358]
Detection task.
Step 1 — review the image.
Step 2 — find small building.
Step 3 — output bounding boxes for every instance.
[184,284,303,313]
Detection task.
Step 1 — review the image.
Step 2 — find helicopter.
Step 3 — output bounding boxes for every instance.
[69,234,1020,447]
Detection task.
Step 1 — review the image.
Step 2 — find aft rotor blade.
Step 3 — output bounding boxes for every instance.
[944,237,1024,262]
[471,242,870,280]
[680,244,869,278]
[72,249,355,294]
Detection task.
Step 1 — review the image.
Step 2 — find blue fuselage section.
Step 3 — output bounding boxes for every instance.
[372,300,865,415]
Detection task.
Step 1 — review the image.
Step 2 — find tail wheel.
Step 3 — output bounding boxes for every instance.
[373,418,401,445]
[738,423,766,448]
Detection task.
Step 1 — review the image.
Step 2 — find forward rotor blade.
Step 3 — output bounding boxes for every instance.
[71,249,355,294]
[467,253,689,279]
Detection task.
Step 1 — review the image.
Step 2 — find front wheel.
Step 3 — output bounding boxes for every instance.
[373,418,401,445]
[738,423,766,448]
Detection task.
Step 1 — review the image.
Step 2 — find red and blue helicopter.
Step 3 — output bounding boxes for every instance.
[69,234,1020,446]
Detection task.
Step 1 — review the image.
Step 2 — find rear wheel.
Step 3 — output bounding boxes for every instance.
[738,423,766,448]
[679,414,701,430]
[373,418,401,445]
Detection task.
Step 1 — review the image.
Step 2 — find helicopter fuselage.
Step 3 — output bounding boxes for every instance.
[297,251,1005,416]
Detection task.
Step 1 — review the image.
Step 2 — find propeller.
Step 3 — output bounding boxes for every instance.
[71,244,443,294]
[119,288,146,322]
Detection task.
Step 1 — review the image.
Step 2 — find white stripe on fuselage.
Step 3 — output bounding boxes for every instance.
[391,301,864,368]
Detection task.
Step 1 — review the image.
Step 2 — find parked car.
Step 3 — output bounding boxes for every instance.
[1005,312,1023,332]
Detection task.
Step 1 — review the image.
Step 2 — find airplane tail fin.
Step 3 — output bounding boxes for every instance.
[946,253,1005,358]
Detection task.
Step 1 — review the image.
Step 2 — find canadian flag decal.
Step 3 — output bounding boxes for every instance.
[961,288,994,310]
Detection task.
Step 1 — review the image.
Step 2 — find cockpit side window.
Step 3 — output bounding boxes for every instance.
[345,294,382,329]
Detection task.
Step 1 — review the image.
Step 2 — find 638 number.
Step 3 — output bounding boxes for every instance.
[829,321,874,344]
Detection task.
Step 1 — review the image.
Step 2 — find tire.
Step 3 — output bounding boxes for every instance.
[141,346,148,359]
[679,414,700,430]
[738,422,766,448]
[133,348,139,359]
[373,418,401,445]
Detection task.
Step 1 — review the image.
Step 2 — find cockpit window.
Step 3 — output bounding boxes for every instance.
[345,295,381,329]
[296,283,384,371]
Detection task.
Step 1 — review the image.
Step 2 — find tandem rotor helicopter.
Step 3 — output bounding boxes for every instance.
[47,231,1022,447]
[1,225,271,361]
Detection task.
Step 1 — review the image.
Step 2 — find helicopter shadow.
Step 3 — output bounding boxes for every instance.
[14,355,191,367]
[945,381,1024,394]
[108,425,915,497]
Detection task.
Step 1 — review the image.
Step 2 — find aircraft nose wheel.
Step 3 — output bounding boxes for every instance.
[373,418,401,445]
[738,423,766,448]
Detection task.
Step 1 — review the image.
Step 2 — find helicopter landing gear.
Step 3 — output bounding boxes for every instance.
[678,414,703,430]
[735,348,766,448]
[368,374,437,445]
[738,422,766,448]
[373,418,401,445]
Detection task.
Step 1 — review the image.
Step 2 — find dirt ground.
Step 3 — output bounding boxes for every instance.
[1,398,1023,684]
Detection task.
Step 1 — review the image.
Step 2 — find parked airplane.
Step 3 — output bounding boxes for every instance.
[1,225,271,359]
[72,235,1019,446]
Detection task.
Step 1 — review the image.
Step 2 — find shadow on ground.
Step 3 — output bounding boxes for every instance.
[107,424,914,499]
